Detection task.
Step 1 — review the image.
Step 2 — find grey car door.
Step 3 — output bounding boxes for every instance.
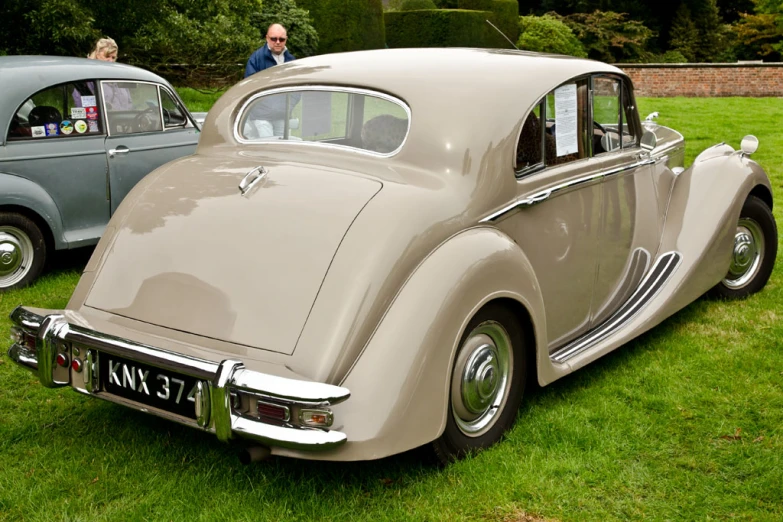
[2,80,110,246]
[101,81,199,214]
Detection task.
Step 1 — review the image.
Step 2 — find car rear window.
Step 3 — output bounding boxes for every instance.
[236,88,410,155]
[7,81,105,140]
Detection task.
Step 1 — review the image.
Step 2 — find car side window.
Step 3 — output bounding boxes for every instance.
[591,76,639,154]
[515,79,589,174]
[160,88,189,128]
[103,81,163,135]
[7,81,105,140]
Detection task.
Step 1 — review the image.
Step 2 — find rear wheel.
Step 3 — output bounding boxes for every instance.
[708,195,777,299]
[432,303,527,464]
[0,212,46,291]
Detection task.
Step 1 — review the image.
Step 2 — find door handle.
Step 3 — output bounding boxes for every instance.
[108,146,130,157]
[239,166,268,195]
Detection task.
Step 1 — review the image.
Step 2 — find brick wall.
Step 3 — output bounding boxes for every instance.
[619,63,783,97]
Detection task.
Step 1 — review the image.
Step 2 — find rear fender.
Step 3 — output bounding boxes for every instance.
[288,227,547,461]
[0,172,64,249]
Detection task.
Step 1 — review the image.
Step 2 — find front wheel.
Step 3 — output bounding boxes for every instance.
[432,303,527,464]
[0,212,47,291]
[708,195,777,299]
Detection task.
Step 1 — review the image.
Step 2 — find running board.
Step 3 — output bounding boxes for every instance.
[551,251,682,364]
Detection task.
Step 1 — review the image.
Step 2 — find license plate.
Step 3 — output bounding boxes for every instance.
[99,352,205,420]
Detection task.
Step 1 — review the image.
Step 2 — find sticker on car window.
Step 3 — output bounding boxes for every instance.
[45,123,59,136]
[554,84,578,157]
[88,120,99,132]
[60,120,74,135]
[31,126,45,138]
[86,106,99,120]
[71,107,86,119]
[81,95,97,107]
[74,120,88,134]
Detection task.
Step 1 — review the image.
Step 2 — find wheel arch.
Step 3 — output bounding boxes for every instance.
[0,203,56,255]
[0,172,66,250]
[749,183,773,211]
[302,227,547,461]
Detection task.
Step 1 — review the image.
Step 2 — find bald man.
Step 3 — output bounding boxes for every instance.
[244,23,296,78]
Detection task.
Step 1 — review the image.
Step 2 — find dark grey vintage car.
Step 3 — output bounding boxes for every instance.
[0,56,200,290]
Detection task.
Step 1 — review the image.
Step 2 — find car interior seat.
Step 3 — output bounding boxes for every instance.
[28,106,63,126]
[361,114,407,154]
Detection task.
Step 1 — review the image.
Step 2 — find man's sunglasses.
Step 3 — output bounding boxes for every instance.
[268,37,287,43]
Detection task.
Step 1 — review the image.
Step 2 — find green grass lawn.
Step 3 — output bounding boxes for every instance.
[1,97,781,521]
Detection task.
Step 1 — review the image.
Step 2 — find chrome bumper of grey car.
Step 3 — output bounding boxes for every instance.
[7,306,349,451]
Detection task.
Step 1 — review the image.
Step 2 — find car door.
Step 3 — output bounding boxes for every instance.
[496,78,602,349]
[1,80,110,245]
[102,81,199,214]
[588,76,662,327]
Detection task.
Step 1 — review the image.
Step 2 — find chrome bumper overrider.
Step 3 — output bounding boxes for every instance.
[7,306,350,451]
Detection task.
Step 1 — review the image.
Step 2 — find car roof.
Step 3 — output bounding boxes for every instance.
[0,56,173,140]
[203,48,626,154]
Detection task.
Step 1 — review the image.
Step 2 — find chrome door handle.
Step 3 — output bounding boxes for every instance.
[239,166,268,195]
[108,146,130,157]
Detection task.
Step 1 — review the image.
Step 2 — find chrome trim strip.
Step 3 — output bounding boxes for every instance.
[232,414,347,450]
[233,85,411,158]
[551,251,682,363]
[481,158,656,223]
[7,342,38,372]
[7,306,351,451]
[231,368,350,404]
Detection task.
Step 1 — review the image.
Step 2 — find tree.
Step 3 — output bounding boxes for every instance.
[517,14,587,56]
[0,0,99,56]
[669,3,700,61]
[561,10,655,62]
[732,0,783,60]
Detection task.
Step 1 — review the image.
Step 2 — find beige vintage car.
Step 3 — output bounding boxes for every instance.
[7,49,777,463]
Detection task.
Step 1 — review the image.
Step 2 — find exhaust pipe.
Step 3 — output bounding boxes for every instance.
[239,445,271,464]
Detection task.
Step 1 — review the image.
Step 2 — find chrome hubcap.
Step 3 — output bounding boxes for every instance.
[0,227,33,288]
[724,218,764,289]
[451,322,512,437]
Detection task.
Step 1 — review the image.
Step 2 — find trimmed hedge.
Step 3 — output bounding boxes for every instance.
[296,0,385,54]
[459,0,519,47]
[401,0,437,10]
[385,10,493,48]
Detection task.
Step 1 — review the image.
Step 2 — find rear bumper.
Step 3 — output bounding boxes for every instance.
[7,306,349,451]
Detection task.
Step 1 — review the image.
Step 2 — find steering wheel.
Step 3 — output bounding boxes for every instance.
[134,108,160,132]
[593,121,608,134]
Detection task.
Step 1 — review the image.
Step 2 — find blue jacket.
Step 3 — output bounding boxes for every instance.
[244,44,296,78]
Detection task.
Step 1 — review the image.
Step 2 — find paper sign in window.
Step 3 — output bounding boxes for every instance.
[554,84,578,157]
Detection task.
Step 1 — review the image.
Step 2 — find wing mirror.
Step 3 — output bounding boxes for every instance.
[640,130,657,152]
[740,135,758,156]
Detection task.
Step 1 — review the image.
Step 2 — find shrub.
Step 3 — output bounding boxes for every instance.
[400,0,437,10]
[296,0,385,54]
[561,10,655,63]
[517,14,586,57]
[385,9,493,48]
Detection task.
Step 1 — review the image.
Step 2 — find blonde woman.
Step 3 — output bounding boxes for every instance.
[88,37,118,62]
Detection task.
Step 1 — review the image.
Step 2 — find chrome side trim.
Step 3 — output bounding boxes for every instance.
[7,306,351,451]
[481,158,656,223]
[551,251,682,363]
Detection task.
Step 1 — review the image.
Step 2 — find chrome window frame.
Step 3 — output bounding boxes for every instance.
[233,85,412,158]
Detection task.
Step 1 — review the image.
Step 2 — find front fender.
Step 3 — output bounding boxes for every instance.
[276,227,546,461]
[657,147,773,314]
[0,172,65,249]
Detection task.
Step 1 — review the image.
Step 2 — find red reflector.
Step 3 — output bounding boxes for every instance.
[257,401,289,421]
[55,353,69,367]
[71,359,82,372]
